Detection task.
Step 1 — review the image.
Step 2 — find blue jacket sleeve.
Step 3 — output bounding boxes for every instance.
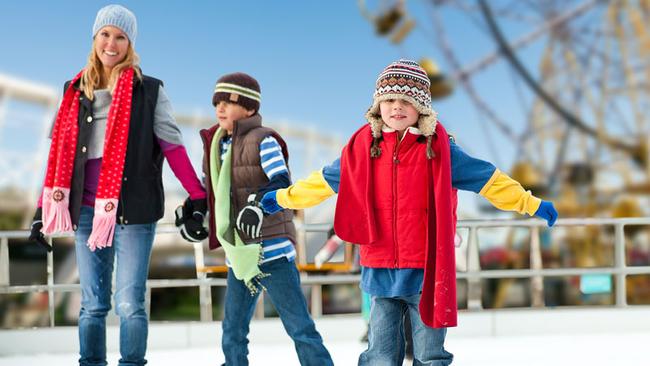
[450,140,497,192]
[322,158,341,193]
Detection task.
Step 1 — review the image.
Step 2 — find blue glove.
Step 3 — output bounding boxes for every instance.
[260,191,283,215]
[534,200,558,227]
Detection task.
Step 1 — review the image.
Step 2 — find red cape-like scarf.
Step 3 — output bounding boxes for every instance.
[41,68,134,251]
[334,123,458,328]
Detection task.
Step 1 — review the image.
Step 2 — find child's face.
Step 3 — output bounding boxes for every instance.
[379,99,419,132]
[215,101,255,134]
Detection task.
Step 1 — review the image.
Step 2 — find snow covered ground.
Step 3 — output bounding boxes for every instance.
[1,308,649,365]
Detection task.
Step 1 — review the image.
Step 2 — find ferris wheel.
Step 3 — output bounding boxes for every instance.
[359,0,650,219]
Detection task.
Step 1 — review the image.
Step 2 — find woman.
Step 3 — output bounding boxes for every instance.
[28,5,207,365]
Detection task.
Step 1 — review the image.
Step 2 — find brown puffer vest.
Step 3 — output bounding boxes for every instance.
[200,115,296,250]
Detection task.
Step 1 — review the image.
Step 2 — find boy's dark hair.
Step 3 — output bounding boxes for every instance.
[212,72,261,113]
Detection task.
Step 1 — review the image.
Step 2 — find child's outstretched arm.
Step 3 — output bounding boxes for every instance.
[450,140,557,226]
[261,158,340,214]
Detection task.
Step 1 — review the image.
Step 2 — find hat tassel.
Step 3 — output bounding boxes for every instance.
[370,138,382,158]
[426,136,435,159]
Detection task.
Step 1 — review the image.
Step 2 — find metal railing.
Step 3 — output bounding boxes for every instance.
[457,217,650,310]
[2,217,650,327]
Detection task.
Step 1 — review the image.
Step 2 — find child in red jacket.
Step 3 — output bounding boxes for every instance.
[261,59,557,365]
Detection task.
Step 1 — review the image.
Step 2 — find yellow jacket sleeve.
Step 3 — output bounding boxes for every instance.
[479,169,542,216]
[276,169,336,209]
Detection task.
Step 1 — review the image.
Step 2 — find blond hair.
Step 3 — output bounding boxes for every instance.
[80,39,142,100]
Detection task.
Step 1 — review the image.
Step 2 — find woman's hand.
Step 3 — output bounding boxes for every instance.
[28,208,52,252]
[174,198,208,242]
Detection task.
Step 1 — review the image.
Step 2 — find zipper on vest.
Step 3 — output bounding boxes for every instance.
[229,132,237,227]
[392,141,400,268]
[119,183,126,227]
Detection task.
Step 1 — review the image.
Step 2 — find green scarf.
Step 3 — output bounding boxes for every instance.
[210,128,268,295]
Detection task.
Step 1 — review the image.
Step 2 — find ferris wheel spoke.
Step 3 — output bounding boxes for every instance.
[429,4,522,145]
[478,0,638,156]
[607,97,638,137]
[491,2,542,24]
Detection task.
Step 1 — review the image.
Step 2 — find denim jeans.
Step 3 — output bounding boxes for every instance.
[221,257,333,366]
[75,206,156,366]
[358,294,453,366]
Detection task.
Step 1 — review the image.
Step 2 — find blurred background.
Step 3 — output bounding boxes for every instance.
[1,0,650,363]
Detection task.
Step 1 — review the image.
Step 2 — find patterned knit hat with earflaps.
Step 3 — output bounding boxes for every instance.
[365,59,438,158]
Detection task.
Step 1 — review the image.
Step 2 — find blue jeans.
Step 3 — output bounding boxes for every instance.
[221,257,333,366]
[75,206,156,366]
[359,294,453,366]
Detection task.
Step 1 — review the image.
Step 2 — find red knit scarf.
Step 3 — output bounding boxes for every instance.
[42,68,134,251]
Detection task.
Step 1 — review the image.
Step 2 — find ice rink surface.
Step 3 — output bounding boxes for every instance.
[1,310,649,365]
[0,332,647,365]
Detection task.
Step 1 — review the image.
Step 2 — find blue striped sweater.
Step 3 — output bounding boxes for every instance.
[221,135,295,264]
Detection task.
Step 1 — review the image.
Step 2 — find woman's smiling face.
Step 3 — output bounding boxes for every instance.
[94,26,130,72]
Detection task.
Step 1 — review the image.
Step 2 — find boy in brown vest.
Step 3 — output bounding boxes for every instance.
[199,72,333,366]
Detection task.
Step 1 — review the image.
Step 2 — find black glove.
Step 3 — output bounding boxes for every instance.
[187,197,207,220]
[328,227,336,238]
[175,198,208,243]
[29,208,52,252]
[236,194,264,239]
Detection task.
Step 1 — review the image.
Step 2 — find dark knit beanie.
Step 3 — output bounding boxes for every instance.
[212,72,261,113]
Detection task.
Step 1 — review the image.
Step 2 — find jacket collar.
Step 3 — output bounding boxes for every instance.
[232,114,262,137]
[381,125,422,148]
[381,125,422,135]
[200,114,263,148]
